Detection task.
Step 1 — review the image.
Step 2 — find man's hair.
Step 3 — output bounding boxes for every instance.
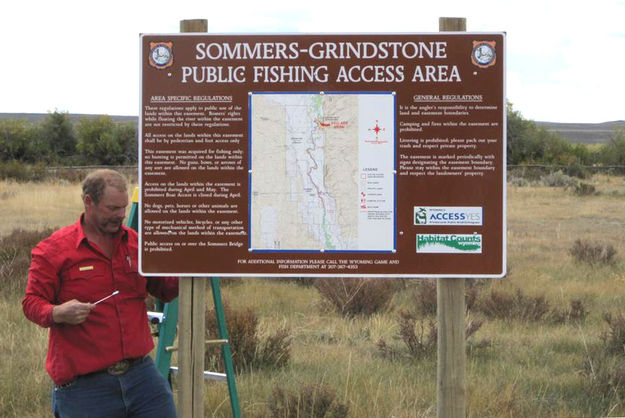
[82,169,128,204]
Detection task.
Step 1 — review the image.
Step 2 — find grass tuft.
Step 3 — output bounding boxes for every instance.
[602,312,625,356]
[574,182,597,196]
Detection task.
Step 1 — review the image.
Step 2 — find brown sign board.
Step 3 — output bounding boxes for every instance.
[139,33,506,278]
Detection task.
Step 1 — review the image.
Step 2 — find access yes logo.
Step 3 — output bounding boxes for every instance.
[414,207,428,225]
[414,206,482,226]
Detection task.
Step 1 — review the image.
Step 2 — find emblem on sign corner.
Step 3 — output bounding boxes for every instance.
[471,41,496,68]
[149,42,173,69]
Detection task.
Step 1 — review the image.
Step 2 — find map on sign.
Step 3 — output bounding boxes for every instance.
[249,92,396,252]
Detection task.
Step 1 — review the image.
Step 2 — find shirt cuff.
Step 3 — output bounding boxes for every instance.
[43,304,57,328]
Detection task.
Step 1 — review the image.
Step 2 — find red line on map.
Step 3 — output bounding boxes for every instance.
[315,118,331,128]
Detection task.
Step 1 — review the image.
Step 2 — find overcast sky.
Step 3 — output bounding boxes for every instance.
[1,0,623,123]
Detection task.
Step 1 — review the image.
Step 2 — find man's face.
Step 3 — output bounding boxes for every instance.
[85,186,129,234]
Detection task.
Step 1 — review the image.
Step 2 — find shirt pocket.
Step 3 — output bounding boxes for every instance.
[60,263,109,303]
[120,253,147,299]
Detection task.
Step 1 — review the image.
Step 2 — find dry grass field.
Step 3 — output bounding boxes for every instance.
[1,173,625,417]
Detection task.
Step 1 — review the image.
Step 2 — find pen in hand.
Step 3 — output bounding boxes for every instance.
[93,290,119,306]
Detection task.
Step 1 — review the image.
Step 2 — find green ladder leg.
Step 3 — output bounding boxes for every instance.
[154,298,179,380]
[211,277,241,418]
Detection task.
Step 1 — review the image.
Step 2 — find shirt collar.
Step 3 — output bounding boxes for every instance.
[75,214,129,249]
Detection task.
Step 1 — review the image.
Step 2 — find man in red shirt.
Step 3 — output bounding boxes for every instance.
[23,169,178,418]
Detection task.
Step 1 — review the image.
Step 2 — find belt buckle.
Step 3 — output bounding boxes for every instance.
[107,359,130,375]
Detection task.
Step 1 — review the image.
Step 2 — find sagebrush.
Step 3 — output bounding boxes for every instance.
[413,279,484,316]
[582,312,625,400]
[377,311,484,360]
[476,288,551,322]
[570,239,617,265]
[204,303,291,373]
[0,228,55,295]
[268,383,349,418]
[314,278,398,317]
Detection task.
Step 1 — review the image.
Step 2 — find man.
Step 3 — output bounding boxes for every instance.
[22,169,178,418]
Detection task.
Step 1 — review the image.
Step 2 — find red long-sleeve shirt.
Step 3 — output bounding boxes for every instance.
[22,216,178,386]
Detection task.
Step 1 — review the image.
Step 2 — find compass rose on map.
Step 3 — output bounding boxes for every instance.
[368,120,385,139]
[366,120,388,144]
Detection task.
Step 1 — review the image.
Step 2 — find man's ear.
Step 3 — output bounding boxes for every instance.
[84,194,94,209]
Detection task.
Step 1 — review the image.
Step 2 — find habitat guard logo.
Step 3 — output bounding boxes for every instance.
[416,234,482,254]
[149,42,173,69]
[414,206,482,226]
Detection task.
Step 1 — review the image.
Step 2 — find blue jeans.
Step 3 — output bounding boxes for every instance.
[52,356,177,418]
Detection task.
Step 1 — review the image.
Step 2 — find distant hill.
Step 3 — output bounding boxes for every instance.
[535,120,625,144]
[0,113,137,124]
[1,113,623,145]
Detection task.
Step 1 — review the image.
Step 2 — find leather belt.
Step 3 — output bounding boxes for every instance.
[56,356,145,388]
[106,356,145,375]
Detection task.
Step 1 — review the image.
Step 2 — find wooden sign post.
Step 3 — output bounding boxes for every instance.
[437,16,468,418]
[177,20,208,418]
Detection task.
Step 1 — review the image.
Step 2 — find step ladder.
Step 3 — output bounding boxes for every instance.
[128,187,241,417]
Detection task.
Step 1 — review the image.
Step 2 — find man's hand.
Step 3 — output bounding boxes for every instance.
[52,300,95,325]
